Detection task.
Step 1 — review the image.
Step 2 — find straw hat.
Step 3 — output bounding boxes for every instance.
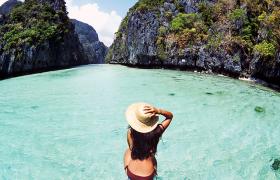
[125,102,159,133]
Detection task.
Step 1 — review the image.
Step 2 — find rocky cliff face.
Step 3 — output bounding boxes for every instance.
[107,0,280,86]
[0,0,21,25]
[71,19,107,64]
[0,0,88,78]
[0,0,106,78]
[0,0,21,15]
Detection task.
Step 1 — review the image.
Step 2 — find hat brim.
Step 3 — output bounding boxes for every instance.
[125,103,159,133]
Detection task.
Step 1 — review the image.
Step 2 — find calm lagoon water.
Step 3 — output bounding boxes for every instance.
[0,65,280,179]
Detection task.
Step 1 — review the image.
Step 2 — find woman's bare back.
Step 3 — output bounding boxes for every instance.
[123,106,173,177]
[124,148,155,176]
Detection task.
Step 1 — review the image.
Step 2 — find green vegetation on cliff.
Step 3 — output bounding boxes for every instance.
[0,0,70,56]
[131,0,165,12]
[107,0,280,86]
[254,41,276,57]
[168,0,279,58]
[110,0,280,63]
[170,13,198,32]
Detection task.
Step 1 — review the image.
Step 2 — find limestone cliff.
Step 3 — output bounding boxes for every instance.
[0,0,107,78]
[0,0,87,78]
[107,0,280,86]
[71,19,107,64]
[0,0,21,16]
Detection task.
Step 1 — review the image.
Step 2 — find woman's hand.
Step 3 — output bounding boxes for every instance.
[144,105,173,132]
[143,106,159,117]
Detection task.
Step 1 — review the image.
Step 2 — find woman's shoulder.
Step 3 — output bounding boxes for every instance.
[157,124,165,134]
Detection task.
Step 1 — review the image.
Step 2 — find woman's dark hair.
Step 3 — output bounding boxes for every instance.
[129,125,163,160]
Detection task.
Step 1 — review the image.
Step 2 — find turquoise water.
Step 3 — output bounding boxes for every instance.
[0,65,280,179]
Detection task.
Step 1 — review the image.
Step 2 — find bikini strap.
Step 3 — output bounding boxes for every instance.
[159,124,165,133]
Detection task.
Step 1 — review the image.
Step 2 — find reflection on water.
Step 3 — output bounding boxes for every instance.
[0,65,279,179]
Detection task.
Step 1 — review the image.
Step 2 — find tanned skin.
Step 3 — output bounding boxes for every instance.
[124,106,173,176]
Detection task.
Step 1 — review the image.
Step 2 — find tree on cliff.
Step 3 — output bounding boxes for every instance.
[107,0,280,86]
[0,0,70,57]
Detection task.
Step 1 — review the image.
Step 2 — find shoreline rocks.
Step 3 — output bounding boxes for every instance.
[107,0,280,88]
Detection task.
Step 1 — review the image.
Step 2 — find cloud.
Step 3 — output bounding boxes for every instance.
[0,0,7,6]
[65,0,122,47]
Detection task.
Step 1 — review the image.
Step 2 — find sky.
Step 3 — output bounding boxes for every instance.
[0,0,138,46]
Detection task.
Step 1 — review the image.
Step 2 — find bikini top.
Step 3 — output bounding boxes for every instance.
[125,166,155,180]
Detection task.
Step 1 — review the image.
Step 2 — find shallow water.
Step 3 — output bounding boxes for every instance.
[0,65,279,179]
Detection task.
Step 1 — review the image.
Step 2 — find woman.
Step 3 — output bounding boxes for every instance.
[124,102,173,180]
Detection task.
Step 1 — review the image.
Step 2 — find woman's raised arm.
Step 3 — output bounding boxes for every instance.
[143,106,173,132]
[157,108,173,131]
